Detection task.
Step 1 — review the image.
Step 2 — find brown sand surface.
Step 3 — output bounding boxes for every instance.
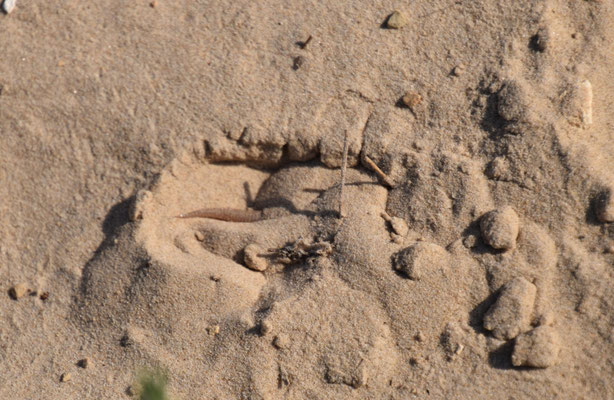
[1,0,614,398]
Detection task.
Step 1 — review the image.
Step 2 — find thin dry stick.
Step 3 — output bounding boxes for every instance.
[364,156,395,188]
[339,130,349,218]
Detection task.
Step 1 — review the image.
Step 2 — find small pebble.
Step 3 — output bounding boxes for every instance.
[260,320,273,335]
[244,244,268,272]
[2,0,16,14]
[390,217,409,237]
[9,283,28,300]
[150,0,157,7]
[512,326,559,368]
[60,372,71,382]
[207,325,220,336]
[401,92,423,112]
[273,333,290,349]
[381,212,408,238]
[194,231,205,241]
[483,277,536,340]
[78,358,91,369]
[462,234,478,249]
[595,188,614,223]
[386,11,407,29]
[39,291,49,301]
[578,79,593,128]
[605,244,614,254]
[452,65,464,77]
[480,206,520,250]
[393,242,449,280]
[391,234,404,244]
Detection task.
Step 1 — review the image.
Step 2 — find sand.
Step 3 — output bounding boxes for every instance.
[1,0,614,398]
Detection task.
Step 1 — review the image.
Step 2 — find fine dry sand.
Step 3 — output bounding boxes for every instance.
[1,0,614,399]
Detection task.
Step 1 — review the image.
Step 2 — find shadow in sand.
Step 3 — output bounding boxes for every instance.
[468,290,500,334]
[586,190,609,226]
[488,340,515,370]
[77,195,141,299]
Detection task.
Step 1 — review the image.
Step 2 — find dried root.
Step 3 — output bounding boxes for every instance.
[175,208,263,222]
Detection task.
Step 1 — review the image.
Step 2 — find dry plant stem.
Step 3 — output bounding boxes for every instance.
[364,156,395,188]
[339,130,349,218]
[300,35,313,49]
[175,208,263,222]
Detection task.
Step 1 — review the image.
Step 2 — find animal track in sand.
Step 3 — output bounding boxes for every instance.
[80,113,569,396]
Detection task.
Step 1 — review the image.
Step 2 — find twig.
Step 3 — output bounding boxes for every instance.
[339,131,349,218]
[298,35,313,49]
[364,156,395,188]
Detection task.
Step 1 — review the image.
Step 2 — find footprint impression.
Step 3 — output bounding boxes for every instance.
[84,128,563,396]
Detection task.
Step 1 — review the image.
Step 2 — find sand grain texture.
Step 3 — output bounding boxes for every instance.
[1,0,614,399]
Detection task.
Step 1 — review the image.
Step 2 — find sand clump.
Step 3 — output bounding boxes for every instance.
[512,326,560,368]
[480,207,520,251]
[483,277,537,340]
[393,242,449,280]
[243,243,269,272]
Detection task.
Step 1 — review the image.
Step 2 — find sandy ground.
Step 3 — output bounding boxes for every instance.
[1,0,614,398]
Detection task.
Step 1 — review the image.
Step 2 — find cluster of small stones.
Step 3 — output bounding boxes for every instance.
[477,207,559,368]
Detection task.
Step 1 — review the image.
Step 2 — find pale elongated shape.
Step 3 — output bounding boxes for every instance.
[579,79,593,127]
[175,207,263,222]
[2,0,16,14]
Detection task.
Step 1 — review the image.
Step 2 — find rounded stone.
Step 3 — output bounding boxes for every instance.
[393,242,449,280]
[243,244,268,271]
[480,206,520,250]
